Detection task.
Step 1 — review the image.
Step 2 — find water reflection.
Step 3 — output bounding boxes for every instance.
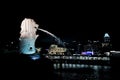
[54,64,111,80]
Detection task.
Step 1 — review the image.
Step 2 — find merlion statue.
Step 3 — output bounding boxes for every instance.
[19,18,39,54]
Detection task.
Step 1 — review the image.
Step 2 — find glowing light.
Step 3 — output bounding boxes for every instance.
[19,18,39,54]
[104,33,110,38]
[30,54,40,60]
[86,51,94,55]
[81,51,94,56]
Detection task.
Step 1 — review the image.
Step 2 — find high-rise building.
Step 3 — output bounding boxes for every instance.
[102,33,112,52]
[104,33,110,43]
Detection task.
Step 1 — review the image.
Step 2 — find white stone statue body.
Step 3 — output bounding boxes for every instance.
[19,18,39,54]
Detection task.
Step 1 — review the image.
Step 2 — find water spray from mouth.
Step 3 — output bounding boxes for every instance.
[37,28,65,46]
[19,18,65,55]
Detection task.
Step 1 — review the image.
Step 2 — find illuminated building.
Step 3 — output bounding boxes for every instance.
[102,33,112,52]
[83,43,94,56]
[102,33,111,47]
[104,33,110,43]
[82,40,102,55]
[48,44,67,55]
[19,18,39,54]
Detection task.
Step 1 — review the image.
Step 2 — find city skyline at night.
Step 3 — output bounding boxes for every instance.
[0,4,119,50]
[0,15,118,50]
[0,3,120,80]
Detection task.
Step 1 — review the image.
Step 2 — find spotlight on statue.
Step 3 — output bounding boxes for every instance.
[19,18,39,54]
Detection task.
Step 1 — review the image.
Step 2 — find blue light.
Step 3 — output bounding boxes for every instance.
[81,51,94,56]
[30,54,40,60]
[86,51,94,55]
[20,38,36,54]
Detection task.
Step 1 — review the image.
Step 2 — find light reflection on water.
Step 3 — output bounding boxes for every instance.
[54,64,111,80]
[54,63,110,69]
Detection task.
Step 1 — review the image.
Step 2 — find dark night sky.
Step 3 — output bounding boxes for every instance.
[0,3,120,49]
